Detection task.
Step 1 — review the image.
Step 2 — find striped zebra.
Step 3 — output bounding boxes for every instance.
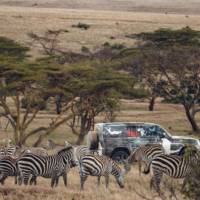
[17,146,76,187]
[127,144,163,175]
[64,143,99,166]
[0,156,18,184]
[143,148,199,195]
[0,156,37,185]
[79,154,126,190]
[73,145,95,163]
[0,145,17,157]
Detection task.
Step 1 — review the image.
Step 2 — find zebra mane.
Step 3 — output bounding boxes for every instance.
[57,146,73,155]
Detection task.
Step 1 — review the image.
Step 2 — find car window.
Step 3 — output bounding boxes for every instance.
[143,125,158,137]
[103,124,126,135]
[155,126,166,138]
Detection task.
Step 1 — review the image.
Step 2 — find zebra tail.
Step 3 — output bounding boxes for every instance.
[142,161,151,174]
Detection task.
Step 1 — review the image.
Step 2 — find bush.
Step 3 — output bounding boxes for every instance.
[21,98,47,110]
[81,46,90,53]
[181,147,200,200]
[122,88,149,99]
[0,36,29,59]
[72,22,90,30]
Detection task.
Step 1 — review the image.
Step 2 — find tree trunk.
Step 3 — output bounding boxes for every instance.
[76,132,86,145]
[33,135,43,147]
[148,96,156,111]
[14,130,19,146]
[55,95,63,114]
[184,105,200,133]
[75,116,88,145]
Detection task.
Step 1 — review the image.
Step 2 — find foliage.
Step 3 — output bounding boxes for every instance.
[72,22,90,30]
[81,46,90,54]
[127,26,200,47]
[0,37,29,60]
[181,147,200,200]
[121,27,200,129]
[28,29,67,56]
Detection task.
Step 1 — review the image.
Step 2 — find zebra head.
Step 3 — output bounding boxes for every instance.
[57,146,77,168]
[117,168,125,188]
[112,161,125,188]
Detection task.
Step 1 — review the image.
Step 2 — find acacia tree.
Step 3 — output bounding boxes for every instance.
[0,37,76,146]
[0,59,76,146]
[51,65,128,144]
[130,46,200,132]
[155,47,200,133]
[125,27,200,111]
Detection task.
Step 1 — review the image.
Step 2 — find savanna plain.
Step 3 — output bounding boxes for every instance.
[0,1,200,200]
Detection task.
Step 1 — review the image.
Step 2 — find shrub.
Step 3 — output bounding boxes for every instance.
[21,98,47,110]
[81,46,90,53]
[72,22,90,30]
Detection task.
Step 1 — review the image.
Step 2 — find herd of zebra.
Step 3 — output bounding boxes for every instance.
[0,142,127,190]
[0,140,199,196]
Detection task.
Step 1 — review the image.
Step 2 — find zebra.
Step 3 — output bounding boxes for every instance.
[20,147,48,156]
[143,147,199,196]
[79,154,126,190]
[64,142,99,166]
[0,156,18,184]
[127,144,163,174]
[0,156,37,185]
[0,145,18,157]
[17,146,76,187]
[73,145,97,163]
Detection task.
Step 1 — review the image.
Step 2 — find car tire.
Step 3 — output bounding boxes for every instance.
[111,150,129,163]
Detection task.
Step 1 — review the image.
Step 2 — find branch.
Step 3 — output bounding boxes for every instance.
[22,114,73,145]
[0,112,16,129]
[22,109,39,132]
[66,121,79,136]
[20,127,48,145]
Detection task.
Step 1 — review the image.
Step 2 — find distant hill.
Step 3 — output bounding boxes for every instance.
[1,0,200,14]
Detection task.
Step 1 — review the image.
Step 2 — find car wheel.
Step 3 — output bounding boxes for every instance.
[111,150,129,163]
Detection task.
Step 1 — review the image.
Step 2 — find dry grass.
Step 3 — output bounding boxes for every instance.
[0,6,200,57]
[1,0,200,14]
[0,167,184,200]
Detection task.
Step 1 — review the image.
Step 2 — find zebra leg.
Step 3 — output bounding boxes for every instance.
[14,176,18,184]
[80,175,88,190]
[51,175,56,188]
[30,175,37,185]
[24,174,30,185]
[97,176,101,186]
[55,176,59,187]
[167,179,177,200]
[18,175,22,185]
[138,161,142,175]
[21,171,30,185]
[105,175,109,189]
[0,175,7,185]
[181,177,188,192]
[62,172,67,187]
[152,170,163,196]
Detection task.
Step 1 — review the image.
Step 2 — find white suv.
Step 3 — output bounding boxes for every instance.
[162,136,200,154]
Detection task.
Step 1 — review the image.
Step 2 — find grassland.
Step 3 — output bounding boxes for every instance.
[0,6,200,57]
[1,0,200,14]
[0,164,185,200]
